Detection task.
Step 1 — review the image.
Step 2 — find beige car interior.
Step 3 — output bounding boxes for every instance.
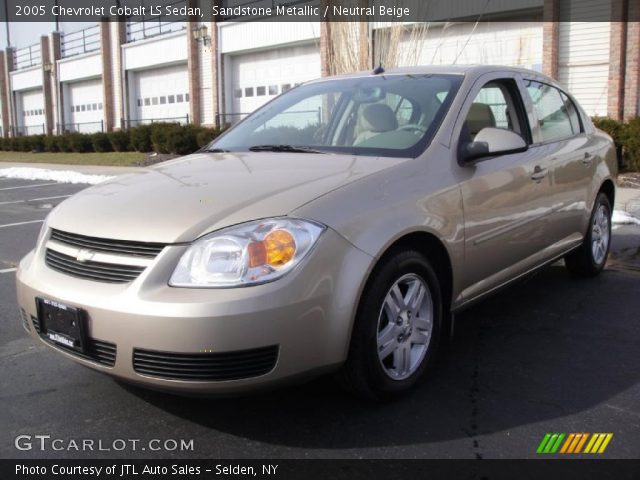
[353,103,399,145]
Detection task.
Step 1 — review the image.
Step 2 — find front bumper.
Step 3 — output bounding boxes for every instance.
[16,228,372,395]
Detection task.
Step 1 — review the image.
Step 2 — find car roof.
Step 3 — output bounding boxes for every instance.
[306,64,559,87]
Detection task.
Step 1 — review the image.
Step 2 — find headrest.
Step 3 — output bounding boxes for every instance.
[466,103,496,135]
[361,103,398,132]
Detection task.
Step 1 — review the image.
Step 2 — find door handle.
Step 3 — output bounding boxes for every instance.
[531,165,548,182]
[582,152,593,165]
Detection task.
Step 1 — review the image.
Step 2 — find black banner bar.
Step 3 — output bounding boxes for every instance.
[3,459,640,480]
[0,0,627,23]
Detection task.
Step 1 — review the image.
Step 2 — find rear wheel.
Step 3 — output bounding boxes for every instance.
[339,250,442,400]
[565,193,612,277]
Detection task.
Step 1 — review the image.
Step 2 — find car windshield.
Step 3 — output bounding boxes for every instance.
[209,74,462,158]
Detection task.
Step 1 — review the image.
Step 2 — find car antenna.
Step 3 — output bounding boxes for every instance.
[372,63,385,75]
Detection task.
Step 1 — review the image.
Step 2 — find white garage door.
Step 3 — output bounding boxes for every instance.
[133,64,189,124]
[19,89,45,135]
[397,22,543,71]
[228,44,321,121]
[558,0,611,116]
[68,79,103,133]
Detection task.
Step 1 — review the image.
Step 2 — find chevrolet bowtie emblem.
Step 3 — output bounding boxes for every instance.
[76,249,96,263]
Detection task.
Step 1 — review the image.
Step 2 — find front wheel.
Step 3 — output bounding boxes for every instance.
[565,193,612,277]
[339,250,442,400]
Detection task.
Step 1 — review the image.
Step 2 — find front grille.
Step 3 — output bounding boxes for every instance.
[133,346,279,381]
[20,309,30,332]
[32,315,41,333]
[45,249,145,283]
[50,229,165,258]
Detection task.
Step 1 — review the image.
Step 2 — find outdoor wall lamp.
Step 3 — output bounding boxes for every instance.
[192,24,210,46]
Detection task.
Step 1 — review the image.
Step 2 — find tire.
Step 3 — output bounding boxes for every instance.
[339,249,442,400]
[565,192,612,277]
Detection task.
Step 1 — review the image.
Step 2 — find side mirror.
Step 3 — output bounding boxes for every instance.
[459,127,528,164]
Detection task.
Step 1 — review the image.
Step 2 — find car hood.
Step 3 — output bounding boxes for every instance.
[47,151,406,243]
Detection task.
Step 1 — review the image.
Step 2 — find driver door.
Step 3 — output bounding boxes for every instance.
[456,73,555,301]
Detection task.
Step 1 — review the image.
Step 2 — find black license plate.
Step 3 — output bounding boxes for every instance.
[36,298,86,353]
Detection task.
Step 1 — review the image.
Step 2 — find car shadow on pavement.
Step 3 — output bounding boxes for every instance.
[121,263,640,449]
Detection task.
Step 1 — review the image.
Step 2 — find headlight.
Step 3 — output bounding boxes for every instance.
[169,218,325,288]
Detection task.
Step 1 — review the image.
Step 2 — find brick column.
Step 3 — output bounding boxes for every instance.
[607,0,628,120]
[210,19,220,128]
[320,0,332,77]
[114,21,126,129]
[41,35,55,135]
[49,32,61,134]
[100,20,115,132]
[0,51,9,137]
[623,4,639,119]
[186,0,201,125]
[542,0,560,79]
[3,48,15,136]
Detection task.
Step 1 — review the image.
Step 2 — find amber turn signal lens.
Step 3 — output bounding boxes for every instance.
[248,229,297,268]
[265,229,296,266]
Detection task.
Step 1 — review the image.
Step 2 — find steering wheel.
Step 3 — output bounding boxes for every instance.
[398,124,427,135]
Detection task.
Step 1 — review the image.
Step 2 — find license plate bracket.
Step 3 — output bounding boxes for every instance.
[36,298,86,353]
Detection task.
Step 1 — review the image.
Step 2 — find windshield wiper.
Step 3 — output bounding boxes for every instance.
[248,144,325,154]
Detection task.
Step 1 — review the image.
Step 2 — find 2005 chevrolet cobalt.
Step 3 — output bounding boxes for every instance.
[17,66,616,399]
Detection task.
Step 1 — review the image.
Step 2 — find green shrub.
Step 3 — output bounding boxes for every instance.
[44,135,59,152]
[91,132,113,152]
[166,124,199,155]
[108,130,131,152]
[149,122,178,154]
[592,117,624,147]
[621,117,640,172]
[55,134,73,153]
[129,125,152,152]
[196,127,223,148]
[29,135,45,152]
[14,136,32,152]
[68,133,93,153]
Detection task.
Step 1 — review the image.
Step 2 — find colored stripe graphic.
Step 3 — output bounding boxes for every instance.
[538,433,613,454]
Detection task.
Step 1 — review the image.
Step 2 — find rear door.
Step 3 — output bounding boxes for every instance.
[456,72,556,301]
[521,79,598,247]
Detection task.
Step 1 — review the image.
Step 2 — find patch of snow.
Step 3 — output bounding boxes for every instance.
[0,167,113,185]
[612,209,640,225]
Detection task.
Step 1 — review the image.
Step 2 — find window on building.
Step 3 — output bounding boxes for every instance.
[268,85,278,95]
[245,87,254,97]
[256,86,266,96]
[168,95,175,104]
[160,96,166,104]
[144,98,151,106]
[282,84,291,92]
[92,103,98,110]
[185,93,189,101]
[137,99,142,107]
[81,105,86,111]
[176,94,184,102]
[234,88,242,98]
[152,97,158,105]
[98,103,103,110]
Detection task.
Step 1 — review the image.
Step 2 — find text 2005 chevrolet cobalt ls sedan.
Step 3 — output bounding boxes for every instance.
[17,66,616,399]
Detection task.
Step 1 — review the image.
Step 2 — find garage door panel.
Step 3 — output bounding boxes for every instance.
[229,44,321,117]
[68,79,103,132]
[134,64,189,123]
[20,89,45,133]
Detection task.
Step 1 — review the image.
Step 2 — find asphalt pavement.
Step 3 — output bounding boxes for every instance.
[1,176,639,460]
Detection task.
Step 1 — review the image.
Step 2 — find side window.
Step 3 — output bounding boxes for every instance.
[462,80,527,141]
[525,80,579,142]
